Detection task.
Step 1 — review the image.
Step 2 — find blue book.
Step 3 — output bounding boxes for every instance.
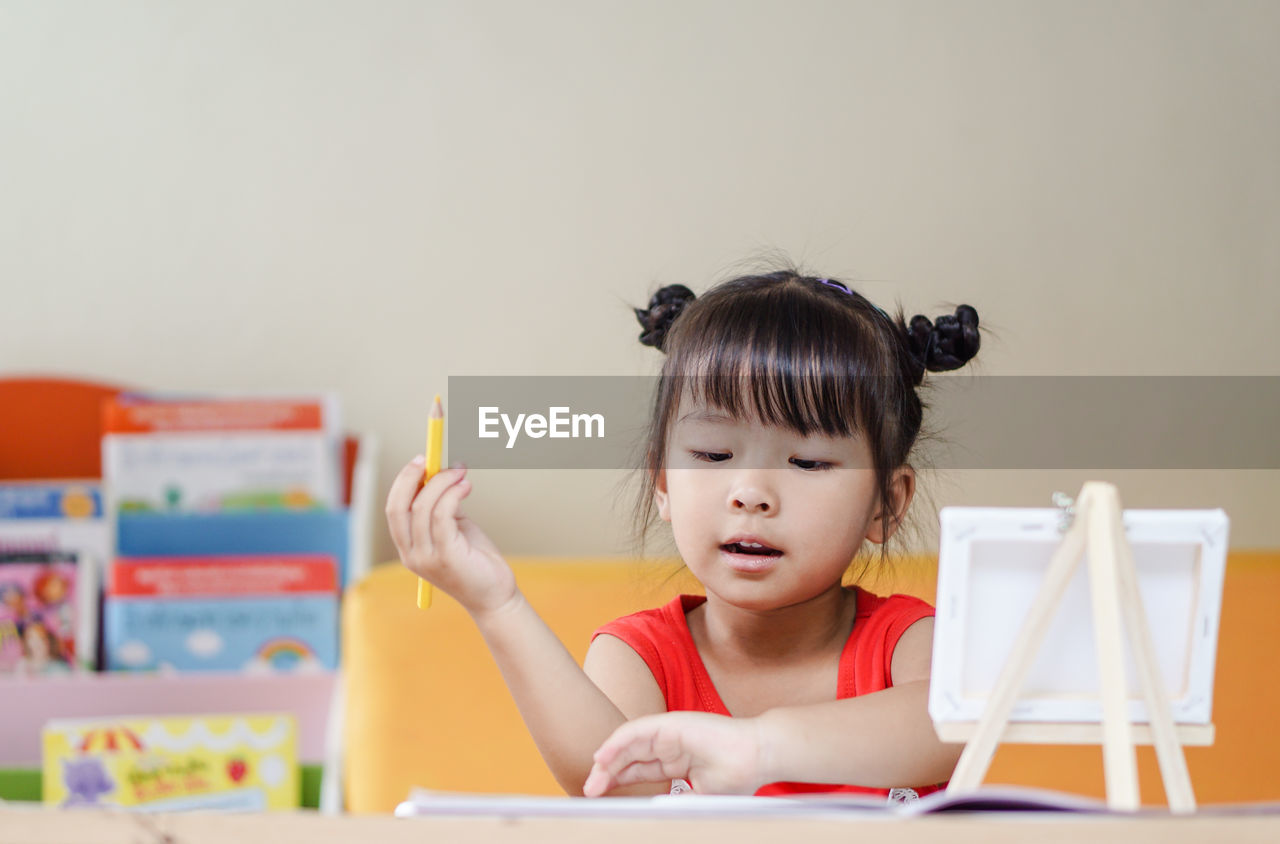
[116,511,350,587]
[104,554,338,673]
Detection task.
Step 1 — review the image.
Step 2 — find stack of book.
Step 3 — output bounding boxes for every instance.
[101,395,348,674]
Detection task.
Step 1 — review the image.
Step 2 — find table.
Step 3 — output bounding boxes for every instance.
[3,805,1279,844]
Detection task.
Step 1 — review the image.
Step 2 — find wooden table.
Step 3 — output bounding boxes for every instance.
[3,805,1279,844]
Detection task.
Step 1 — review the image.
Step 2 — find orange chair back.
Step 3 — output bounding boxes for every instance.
[341,553,1280,812]
[0,376,127,479]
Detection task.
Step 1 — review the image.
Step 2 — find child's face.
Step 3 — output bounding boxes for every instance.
[655,395,911,610]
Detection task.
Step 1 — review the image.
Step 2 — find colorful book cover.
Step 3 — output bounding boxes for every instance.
[0,480,110,571]
[0,551,96,674]
[104,554,338,673]
[0,482,103,522]
[43,713,298,811]
[101,394,342,513]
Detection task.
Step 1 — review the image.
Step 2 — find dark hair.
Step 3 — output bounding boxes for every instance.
[632,269,980,567]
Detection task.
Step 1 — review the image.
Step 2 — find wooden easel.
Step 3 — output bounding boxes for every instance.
[943,482,1207,813]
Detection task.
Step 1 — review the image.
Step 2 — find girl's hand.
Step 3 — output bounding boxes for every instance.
[385,458,518,618]
[582,711,768,797]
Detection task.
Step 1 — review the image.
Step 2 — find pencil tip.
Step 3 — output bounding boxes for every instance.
[431,394,443,417]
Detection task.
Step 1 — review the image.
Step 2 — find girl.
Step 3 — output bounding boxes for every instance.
[386,269,980,799]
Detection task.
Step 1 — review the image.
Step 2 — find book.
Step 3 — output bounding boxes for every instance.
[392,784,1115,819]
[104,554,338,673]
[0,481,108,672]
[43,712,298,811]
[0,480,110,572]
[115,509,353,590]
[101,394,343,514]
[0,551,97,674]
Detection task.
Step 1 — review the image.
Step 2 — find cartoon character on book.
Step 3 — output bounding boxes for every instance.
[0,584,30,669]
[34,568,69,606]
[1,584,29,625]
[33,569,74,658]
[0,620,19,659]
[23,617,68,673]
[1,571,76,673]
[60,756,115,807]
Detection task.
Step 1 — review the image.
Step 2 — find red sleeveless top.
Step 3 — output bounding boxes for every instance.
[591,587,944,798]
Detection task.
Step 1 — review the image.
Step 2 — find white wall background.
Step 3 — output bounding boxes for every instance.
[2,0,1276,564]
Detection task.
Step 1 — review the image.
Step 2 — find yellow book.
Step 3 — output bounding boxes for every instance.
[43,712,298,811]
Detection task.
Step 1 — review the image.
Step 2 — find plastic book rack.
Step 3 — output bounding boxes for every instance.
[944,482,1208,813]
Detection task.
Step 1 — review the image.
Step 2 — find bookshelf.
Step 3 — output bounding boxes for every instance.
[0,376,377,806]
[0,671,337,766]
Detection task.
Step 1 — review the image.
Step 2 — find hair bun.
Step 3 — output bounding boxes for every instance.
[634,284,696,351]
[907,304,980,373]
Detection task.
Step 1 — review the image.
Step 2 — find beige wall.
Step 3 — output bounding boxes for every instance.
[1,1,1276,565]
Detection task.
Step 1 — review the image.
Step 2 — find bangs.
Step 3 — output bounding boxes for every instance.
[672,369,862,440]
[662,282,898,439]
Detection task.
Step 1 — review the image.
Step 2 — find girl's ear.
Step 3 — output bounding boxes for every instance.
[654,469,672,522]
[865,466,916,544]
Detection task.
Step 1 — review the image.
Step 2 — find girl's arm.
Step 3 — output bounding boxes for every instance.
[470,595,671,796]
[757,618,961,788]
[584,618,961,794]
[385,458,667,796]
[580,634,673,796]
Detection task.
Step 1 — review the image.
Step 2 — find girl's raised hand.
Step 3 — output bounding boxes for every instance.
[582,711,767,797]
[385,457,518,619]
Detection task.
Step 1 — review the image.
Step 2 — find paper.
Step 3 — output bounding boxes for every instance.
[394,785,1117,819]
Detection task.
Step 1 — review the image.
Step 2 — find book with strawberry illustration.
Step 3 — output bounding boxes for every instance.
[42,712,298,811]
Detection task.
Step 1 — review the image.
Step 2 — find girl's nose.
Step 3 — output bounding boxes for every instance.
[729,482,776,514]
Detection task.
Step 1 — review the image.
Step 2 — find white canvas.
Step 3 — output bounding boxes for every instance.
[928,507,1228,726]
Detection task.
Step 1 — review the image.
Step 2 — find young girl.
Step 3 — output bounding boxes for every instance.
[385,269,981,799]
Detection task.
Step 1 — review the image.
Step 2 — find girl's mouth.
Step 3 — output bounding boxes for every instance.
[720,541,782,557]
[719,542,782,573]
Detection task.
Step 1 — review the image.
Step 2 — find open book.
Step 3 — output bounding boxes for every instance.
[394,785,1114,819]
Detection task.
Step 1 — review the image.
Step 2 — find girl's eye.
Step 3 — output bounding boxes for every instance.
[790,457,833,471]
[691,451,731,463]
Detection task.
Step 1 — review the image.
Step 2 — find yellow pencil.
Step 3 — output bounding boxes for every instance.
[417,394,444,609]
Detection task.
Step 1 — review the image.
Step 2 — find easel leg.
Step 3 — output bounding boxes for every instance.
[1108,500,1198,813]
[947,492,1091,794]
[1086,484,1140,811]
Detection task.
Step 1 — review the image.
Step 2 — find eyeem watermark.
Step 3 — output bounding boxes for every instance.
[448,375,1280,469]
[478,406,606,449]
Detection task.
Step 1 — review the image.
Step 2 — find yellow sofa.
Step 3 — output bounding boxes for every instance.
[341,553,1280,813]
